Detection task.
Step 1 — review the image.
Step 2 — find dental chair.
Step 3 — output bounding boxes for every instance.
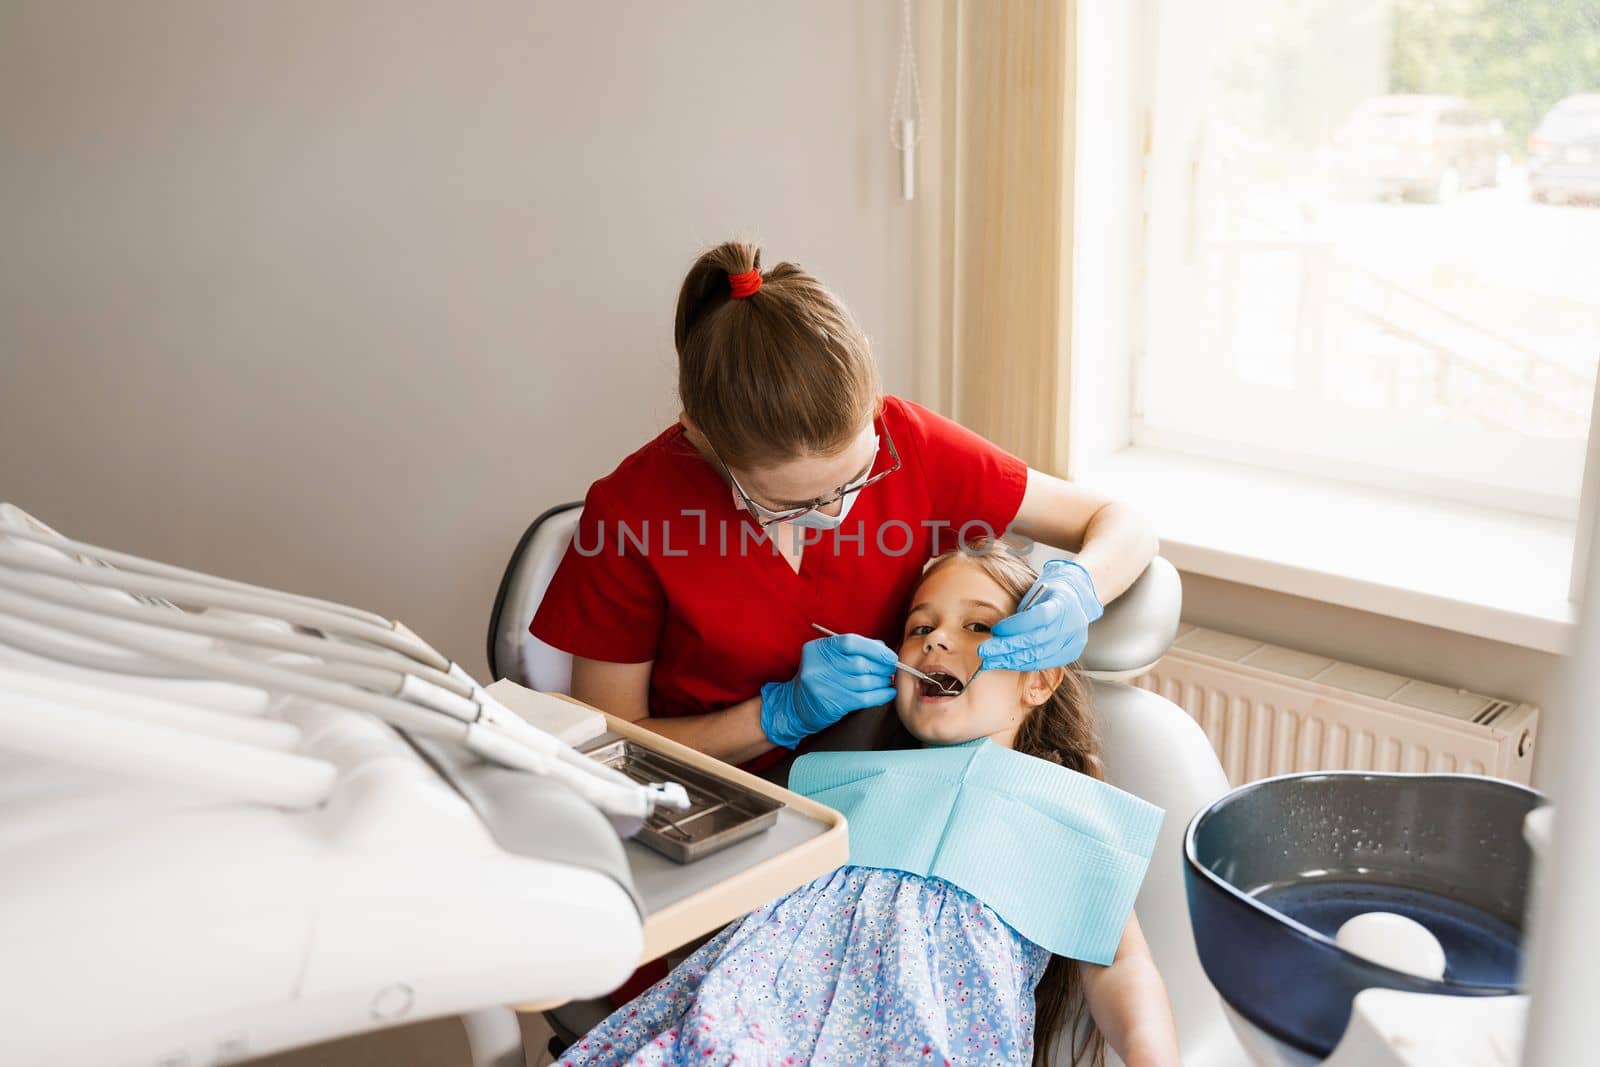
[488,503,1242,1066]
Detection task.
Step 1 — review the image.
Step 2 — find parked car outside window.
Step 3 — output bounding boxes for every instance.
[1529,94,1600,205]
[1332,94,1507,203]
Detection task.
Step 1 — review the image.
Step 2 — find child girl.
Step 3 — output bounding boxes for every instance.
[557,546,1181,1067]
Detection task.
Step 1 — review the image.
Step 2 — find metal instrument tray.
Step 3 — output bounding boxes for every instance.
[583,738,783,863]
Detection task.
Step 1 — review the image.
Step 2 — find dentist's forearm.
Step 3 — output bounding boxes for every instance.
[1012,470,1158,603]
[1072,501,1160,603]
[632,696,775,765]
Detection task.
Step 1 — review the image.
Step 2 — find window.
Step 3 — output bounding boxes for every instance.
[1133,0,1600,519]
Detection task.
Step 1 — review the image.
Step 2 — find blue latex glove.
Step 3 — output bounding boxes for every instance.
[977,559,1103,673]
[760,633,899,749]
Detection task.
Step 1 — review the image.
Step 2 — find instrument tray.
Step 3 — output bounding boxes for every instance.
[583,738,783,863]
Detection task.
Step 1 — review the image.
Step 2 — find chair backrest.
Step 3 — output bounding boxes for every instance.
[1080,681,1239,1067]
[487,503,1240,1065]
[486,503,1185,690]
[487,502,584,693]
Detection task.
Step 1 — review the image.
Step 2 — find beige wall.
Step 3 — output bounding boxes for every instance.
[0,1,919,676]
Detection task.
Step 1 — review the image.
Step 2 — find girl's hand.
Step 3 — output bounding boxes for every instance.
[1122,1042,1186,1067]
[759,633,897,748]
[1080,914,1183,1067]
[977,559,1102,672]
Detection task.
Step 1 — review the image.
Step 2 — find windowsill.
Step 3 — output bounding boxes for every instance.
[1075,447,1579,654]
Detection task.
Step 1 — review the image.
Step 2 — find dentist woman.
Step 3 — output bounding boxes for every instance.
[532,241,1156,773]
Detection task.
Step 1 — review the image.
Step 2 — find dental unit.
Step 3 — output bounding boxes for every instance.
[0,502,717,1067]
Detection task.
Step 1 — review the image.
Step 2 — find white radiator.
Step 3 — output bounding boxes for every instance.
[1133,625,1540,785]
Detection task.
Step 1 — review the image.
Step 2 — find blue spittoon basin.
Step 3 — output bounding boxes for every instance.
[1183,771,1543,1056]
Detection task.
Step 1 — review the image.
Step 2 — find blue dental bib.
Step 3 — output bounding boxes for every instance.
[790,740,1163,965]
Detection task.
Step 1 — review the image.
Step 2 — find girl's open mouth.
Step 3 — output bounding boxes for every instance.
[919,671,964,698]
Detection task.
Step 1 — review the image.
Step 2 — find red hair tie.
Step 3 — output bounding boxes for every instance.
[728,269,762,299]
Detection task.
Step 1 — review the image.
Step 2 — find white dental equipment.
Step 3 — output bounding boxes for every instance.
[0,506,688,819]
[0,502,696,1066]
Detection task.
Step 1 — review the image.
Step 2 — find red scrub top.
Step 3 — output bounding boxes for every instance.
[529,395,1029,752]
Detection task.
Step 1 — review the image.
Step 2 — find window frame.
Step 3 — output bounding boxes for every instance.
[1119,0,1587,521]
[1066,0,1593,647]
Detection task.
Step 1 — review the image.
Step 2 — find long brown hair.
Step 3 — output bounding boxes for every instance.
[918,545,1107,1067]
[674,240,880,470]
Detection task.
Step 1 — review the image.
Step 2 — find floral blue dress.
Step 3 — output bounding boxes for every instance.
[557,866,1050,1067]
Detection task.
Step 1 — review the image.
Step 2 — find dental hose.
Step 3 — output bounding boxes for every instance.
[0,581,687,818]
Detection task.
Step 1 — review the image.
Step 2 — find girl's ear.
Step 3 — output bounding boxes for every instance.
[1023,667,1067,708]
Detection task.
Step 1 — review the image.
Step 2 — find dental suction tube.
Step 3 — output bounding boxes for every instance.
[0,672,338,810]
[0,566,474,699]
[0,543,447,672]
[0,509,689,819]
[0,519,390,627]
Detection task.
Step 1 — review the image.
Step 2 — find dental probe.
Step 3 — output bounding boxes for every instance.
[809,623,961,695]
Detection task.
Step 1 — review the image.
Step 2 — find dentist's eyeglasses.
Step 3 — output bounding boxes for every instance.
[709,426,901,529]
